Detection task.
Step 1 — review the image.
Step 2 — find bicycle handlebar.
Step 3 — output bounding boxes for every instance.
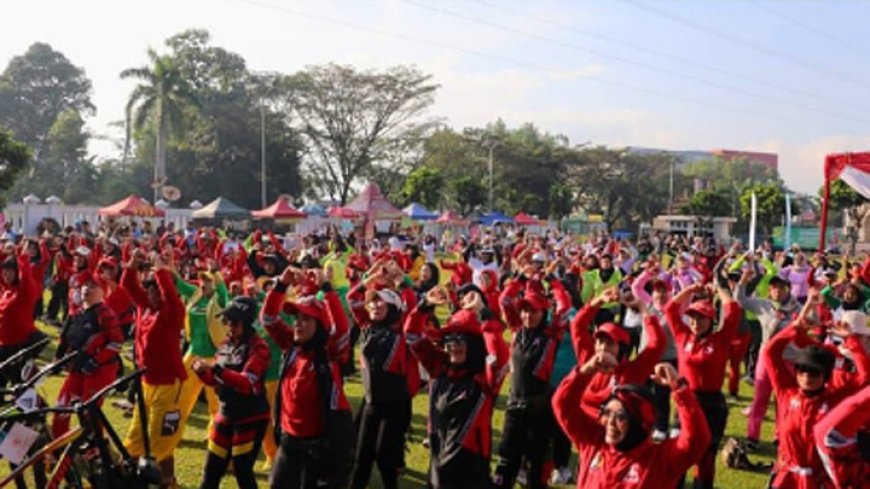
[0,369,147,425]
[0,336,49,374]
[0,352,79,398]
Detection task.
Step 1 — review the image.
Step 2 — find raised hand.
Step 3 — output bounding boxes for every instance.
[650,362,680,389]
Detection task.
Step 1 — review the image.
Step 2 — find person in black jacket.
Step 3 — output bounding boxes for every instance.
[192,296,271,489]
[348,284,412,489]
[493,271,571,489]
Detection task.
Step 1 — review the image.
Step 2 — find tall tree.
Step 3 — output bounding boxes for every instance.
[681,187,732,217]
[121,48,199,201]
[0,43,93,156]
[400,166,445,209]
[0,129,32,208]
[282,64,438,204]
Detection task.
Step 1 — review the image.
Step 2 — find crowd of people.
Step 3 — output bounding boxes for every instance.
[0,217,868,489]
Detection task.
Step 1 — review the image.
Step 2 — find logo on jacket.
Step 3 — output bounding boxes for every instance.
[589,452,602,471]
[622,463,641,484]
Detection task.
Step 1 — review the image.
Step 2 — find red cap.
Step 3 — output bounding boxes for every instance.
[519,292,549,312]
[594,322,631,345]
[443,309,482,336]
[687,300,716,320]
[98,256,119,269]
[78,270,101,287]
[282,298,330,328]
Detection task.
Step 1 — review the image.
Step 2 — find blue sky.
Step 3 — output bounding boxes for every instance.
[3,0,870,194]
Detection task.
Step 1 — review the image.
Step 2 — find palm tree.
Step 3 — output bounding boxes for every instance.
[121,49,198,201]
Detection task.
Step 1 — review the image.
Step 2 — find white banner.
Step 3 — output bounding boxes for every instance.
[749,192,757,251]
[839,165,870,199]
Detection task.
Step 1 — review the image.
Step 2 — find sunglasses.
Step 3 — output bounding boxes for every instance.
[599,407,629,423]
[441,334,467,346]
[795,364,823,377]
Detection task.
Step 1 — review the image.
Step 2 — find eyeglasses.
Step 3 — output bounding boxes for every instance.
[600,408,629,423]
[795,364,823,377]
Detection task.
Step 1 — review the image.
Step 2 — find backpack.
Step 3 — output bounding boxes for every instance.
[720,437,771,471]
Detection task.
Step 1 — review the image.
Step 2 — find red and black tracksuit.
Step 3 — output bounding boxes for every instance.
[346,283,419,489]
[664,300,741,489]
[197,332,271,489]
[261,282,354,489]
[764,325,868,489]
[551,366,712,488]
[404,304,510,489]
[52,302,123,438]
[493,276,571,489]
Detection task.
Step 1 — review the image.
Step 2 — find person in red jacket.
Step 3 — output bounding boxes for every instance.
[120,249,187,488]
[262,266,353,489]
[0,252,44,387]
[192,296,271,489]
[52,271,123,438]
[664,280,741,489]
[763,307,869,489]
[551,353,711,489]
[814,384,870,489]
[404,288,510,489]
[570,287,666,418]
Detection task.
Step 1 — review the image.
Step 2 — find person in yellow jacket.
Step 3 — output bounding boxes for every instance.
[173,268,229,424]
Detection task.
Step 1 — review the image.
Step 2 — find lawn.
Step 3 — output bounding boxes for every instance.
[0,321,778,489]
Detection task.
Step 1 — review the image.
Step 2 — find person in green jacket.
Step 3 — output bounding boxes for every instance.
[174,268,229,423]
[580,254,623,323]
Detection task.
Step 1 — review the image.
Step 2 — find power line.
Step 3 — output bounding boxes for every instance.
[753,3,870,57]
[222,0,863,132]
[625,0,870,89]
[475,0,870,116]
[402,0,870,126]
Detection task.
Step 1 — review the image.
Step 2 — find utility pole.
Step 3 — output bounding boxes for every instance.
[482,139,499,213]
[260,102,267,208]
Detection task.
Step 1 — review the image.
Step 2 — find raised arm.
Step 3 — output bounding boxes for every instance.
[814,385,870,489]
[552,353,612,449]
[664,376,713,480]
[762,323,803,394]
[199,339,270,396]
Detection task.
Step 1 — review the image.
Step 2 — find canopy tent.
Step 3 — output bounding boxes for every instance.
[435,210,468,225]
[403,203,439,221]
[99,195,165,217]
[191,197,250,220]
[513,212,540,226]
[300,203,327,217]
[479,211,514,226]
[819,152,870,249]
[327,206,361,219]
[344,182,404,221]
[252,197,306,219]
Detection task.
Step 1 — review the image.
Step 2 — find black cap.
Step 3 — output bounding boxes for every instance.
[768,276,789,288]
[793,345,835,377]
[219,296,258,327]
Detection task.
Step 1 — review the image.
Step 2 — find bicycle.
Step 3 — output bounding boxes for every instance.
[0,349,78,489]
[0,368,161,489]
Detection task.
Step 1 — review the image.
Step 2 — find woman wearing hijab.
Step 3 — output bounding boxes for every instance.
[551,353,711,488]
[664,280,742,488]
[261,267,353,489]
[192,296,270,489]
[404,286,509,489]
[763,293,868,489]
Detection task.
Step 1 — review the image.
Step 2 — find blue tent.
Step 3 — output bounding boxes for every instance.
[479,211,514,226]
[301,204,327,216]
[403,203,439,221]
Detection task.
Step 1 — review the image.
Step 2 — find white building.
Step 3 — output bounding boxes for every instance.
[651,214,737,242]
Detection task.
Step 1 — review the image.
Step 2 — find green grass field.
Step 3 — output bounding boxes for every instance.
[0,320,779,489]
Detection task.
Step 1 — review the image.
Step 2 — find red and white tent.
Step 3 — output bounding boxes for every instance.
[99,195,165,217]
[819,152,870,248]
